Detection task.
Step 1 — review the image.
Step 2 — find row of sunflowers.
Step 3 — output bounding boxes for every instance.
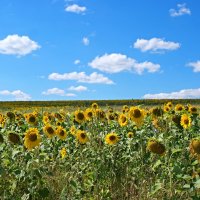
[0,102,200,199]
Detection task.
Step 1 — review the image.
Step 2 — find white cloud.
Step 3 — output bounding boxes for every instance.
[134,38,180,52]
[82,37,89,46]
[65,4,86,14]
[42,88,76,97]
[143,88,200,99]
[0,90,31,100]
[74,59,80,65]
[188,61,200,72]
[170,3,191,17]
[0,34,40,56]
[48,71,114,84]
[68,85,88,92]
[88,53,160,74]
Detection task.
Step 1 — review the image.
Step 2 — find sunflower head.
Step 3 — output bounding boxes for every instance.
[118,114,128,127]
[129,107,145,125]
[60,147,67,159]
[76,130,88,144]
[84,108,93,121]
[127,131,134,138]
[74,110,85,124]
[6,112,15,121]
[122,105,129,113]
[166,102,173,108]
[24,128,41,150]
[189,106,198,115]
[172,114,182,128]
[147,139,165,155]
[70,125,77,136]
[190,139,200,155]
[91,103,99,110]
[26,114,37,126]
[180,114,192,129]
[164,105,171,112]
[8,132,21,144]
[175,104,184,112]
[105,133,119,145]
[56,126,67,140]
[151,107,163,118]
[43,124,55,138]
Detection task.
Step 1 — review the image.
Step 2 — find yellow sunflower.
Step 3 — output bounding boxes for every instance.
[74,110,85,124]
[147,139,165,155]
[91,102,99,110]
[129,107,145,126]
[84,108,93,121]
[76,130,88,144]
[43,124,55,138]
[26,113,37,126]
[122,105,129,113]
[24,128,41,150]
[189,106,198,115]
[60,147,67,159]
[175,104,184,112]
[180,114,191,129]
[118,113,128,127]
[166,102,173,108]
[8,132,21,144]
[190,138,200,155]
[164,105,171,112]
[56,126,67,140]
[151,107,163,118]
[70,125,77,136]
[127,131,134,138]
[105,133,119,145]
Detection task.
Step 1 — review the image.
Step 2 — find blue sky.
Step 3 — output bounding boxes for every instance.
[0,0,200,101]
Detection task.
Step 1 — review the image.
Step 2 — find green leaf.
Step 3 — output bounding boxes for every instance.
[194,179,200,189]
[182,175,192,181]
[192,160,199,166]
[183,184,191,189]
[152,160,162,170]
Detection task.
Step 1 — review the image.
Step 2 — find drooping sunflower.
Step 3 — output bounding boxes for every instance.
[56,126,67,140]
[76,130,88,144]
[151,107,163,118]
[129,107,145,126]
[24,128,41,150]
[97,109,106,121]
[118,113,128,127]
[43,124,55,138]
[189,106,198,115]
[60,147,67,159]
[190,138,200,155]
[8,132,21,144]
[175,104,184,112]
[105,133,119,145]
[74,110,85,124]
[84,108,93,121]
[180,114,191,129]
[6,111,15,121]
[172,114,182,128]
[147,139,165,155]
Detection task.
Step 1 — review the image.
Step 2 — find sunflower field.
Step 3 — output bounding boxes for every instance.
[0,102,200,199]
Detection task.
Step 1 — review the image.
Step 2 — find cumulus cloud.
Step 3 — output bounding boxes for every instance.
[68,85,88,92]
[143,88,200,99]
[169,3,191,17]
[0,34,40,56]
[0,90,31,100]
[48,71,114,84]
[42,88,76,97]
[82,37,89,46]
[88,53,160,74]
[188,61,200,72]
[65,4,86,14]
[133,38,180,52]
[74,59,80,65]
